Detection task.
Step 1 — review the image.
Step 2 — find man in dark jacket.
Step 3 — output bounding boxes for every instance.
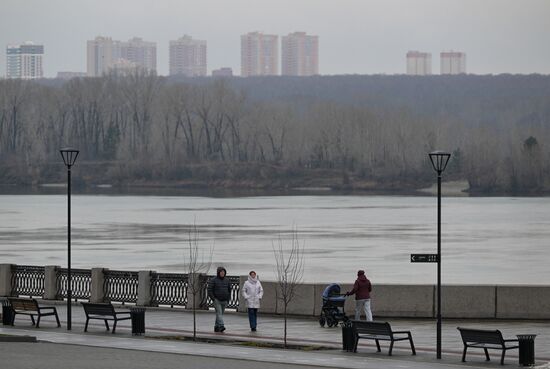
[346,270,373,321]
[207,266,231,332]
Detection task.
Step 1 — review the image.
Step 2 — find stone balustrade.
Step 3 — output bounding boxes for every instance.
[1,264,549,319]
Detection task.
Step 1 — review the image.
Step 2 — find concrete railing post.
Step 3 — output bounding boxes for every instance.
[137,270,152,306]
[44,265,60,300]
[238,275,247,313]
[186,273,208,310]
[0,264,13,297]
[90,268,107,303]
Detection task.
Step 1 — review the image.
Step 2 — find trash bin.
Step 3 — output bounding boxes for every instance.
[341,320,355,352]
[130,307,146,336]
[517,334,536,366]
[1,298,14,326]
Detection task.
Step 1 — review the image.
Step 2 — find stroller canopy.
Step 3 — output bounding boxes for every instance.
[322,283,346,301]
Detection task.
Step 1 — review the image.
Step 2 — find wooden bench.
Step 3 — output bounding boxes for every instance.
[7,297,60,328]
[352,320,416,356]
[457,327,519,365]
[81,302,131,334]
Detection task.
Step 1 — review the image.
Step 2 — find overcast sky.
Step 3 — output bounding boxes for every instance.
[1,0,549,77]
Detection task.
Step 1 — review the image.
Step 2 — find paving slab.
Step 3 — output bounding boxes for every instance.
[1,301,549,368]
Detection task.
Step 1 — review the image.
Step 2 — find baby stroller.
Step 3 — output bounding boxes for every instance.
[319,283,348,327]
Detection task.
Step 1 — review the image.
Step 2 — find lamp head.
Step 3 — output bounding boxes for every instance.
[60,148,79,168]
[428,151,451,174]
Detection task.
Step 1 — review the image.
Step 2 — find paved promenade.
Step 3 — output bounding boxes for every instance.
[1,302,549,368]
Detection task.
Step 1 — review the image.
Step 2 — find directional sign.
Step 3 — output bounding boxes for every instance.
[410,253,439,263]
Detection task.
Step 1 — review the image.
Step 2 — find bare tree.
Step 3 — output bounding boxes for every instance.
[272,228,305,348]
[183,223,214,340]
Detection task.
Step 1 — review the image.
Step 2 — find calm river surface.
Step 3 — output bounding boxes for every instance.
[0,194,549,284]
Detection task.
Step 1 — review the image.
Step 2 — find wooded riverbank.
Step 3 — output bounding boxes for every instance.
[1,74,549,195]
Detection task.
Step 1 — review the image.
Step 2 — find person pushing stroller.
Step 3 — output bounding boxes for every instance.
[345,269,373,321]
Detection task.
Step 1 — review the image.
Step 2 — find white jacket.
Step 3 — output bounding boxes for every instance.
[242,277,264,309]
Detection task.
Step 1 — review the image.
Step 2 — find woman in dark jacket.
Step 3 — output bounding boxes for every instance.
[346,270,373,321]
[207,266,231,332]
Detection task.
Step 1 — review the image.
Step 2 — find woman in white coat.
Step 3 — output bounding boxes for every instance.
[242,270,263,331]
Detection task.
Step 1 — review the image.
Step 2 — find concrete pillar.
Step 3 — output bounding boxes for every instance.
[90,268,107,303]
[238,275,247,313]
[43,265,60,300]
[137,270,152,306]
[0,264,13,297]
[186,273,208,310]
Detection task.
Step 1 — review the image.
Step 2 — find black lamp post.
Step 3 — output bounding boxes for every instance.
[428,150,451,359]
[60,147,79,330]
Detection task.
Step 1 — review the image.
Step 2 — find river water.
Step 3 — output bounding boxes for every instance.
[0,194,548,284]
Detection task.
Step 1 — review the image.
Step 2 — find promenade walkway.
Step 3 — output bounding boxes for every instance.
[1,302,549,368]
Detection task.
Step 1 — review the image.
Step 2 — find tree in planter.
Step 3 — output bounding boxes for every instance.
[183,223,214,340]
[272,228,305,348]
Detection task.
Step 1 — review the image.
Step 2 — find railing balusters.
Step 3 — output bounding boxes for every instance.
[10,265,241,309]
[11,265,45,298]
[103,270,139,304]
[56,268,91,300]
[150,273,188,307]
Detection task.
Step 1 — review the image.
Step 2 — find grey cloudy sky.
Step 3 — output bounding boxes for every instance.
[1,0,549,77]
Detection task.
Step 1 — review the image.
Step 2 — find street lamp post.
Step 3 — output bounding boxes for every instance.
[428,150,451,359]
[60,147,79,330]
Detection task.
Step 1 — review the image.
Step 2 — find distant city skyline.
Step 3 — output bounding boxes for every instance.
[1,0,549,77]
[7,36,474,78]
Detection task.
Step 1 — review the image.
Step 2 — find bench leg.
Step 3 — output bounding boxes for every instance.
[54,310,61,327]
[375,339,381,352]
[408,333,416,355]
[35,315,41,328]
[104,320,110,331]
[84,318,89,332]
[388,340,394,356]
[30,314,35,326]
[500,349,506,365]
[112,320,117,334]
[353,335,359,353]
[484,348,490,361]
[462,346,467,362]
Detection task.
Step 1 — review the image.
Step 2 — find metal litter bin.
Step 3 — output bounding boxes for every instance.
[1,298,14,326]
[517,334,536,366]
[341,320,355,352]
[130,307,146,336]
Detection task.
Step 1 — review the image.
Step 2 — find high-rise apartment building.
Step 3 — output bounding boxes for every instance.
[169,35,207,77]
[406,51,432,75]
[440,51,466,74]
[87,36,118,77]
[87,36,157,77]
[281,32,318,76]
[120,37,156,73]
[6,42,44,79]
[241,32,279,77]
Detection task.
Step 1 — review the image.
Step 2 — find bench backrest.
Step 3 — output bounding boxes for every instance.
[457,327,504,345]
[8,297,39,311]
[352,321,393,336]
[81,302,115,316]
